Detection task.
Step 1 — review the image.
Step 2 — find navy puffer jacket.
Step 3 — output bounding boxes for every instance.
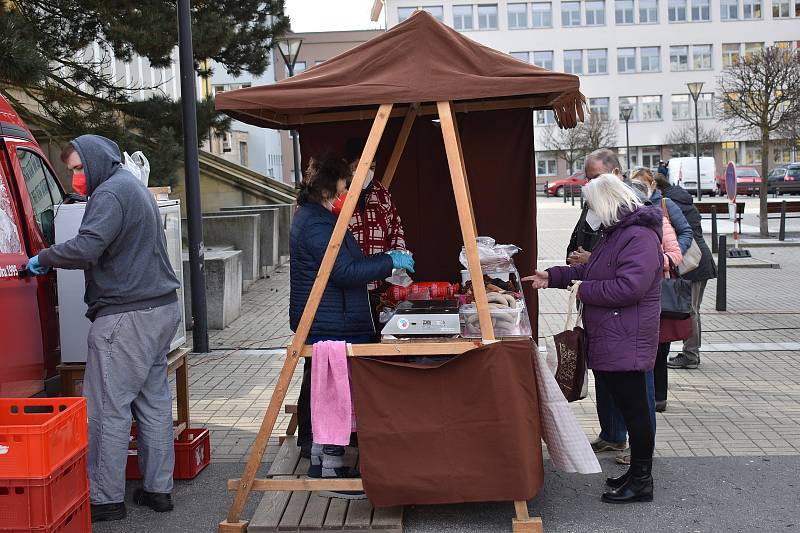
[289,202,394,339]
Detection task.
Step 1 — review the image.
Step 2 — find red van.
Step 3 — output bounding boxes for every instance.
[0,95,63,396]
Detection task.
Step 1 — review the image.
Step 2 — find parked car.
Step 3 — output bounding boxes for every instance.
[0,94,64,396]
[767,165,788,193]
[734,166,762,196]
[778,163,800,195]
[544,170,586,196]
[667,157,717,196]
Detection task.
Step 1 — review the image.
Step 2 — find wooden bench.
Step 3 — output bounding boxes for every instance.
[694,201,744,250]
[766,200,800,241]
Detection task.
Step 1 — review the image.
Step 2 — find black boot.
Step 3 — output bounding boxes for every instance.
[91,502,126,523]
[605,467,630,489]
[133,489,174,512]
[601,460,653,504]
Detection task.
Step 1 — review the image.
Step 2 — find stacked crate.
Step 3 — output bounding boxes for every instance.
[0,398,90,532]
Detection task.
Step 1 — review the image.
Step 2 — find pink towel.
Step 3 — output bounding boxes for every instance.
[311,340,354,445]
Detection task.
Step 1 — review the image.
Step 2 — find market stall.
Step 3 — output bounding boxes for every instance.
[216,11,584,532]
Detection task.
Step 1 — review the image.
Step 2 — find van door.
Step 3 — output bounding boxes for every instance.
[0,157,45,396]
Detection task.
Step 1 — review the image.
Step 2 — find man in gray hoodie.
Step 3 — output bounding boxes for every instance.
[27,135,181,522]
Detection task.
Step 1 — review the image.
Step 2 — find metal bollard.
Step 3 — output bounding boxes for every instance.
[571,186,575,206]
[779,201,786,241]
[545,181,549,197]
[711,206,718,253]
[715,235,726,311]
[580,194,584,209]
[563,187,567,203]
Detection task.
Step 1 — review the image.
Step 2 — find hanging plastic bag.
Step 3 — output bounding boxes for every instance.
[385,250,414,287]
[122,151,151,186]
[459,236,521,272]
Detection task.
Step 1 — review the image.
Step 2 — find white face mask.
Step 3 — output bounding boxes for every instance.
[586,208,602,231]
[363,168,375,190]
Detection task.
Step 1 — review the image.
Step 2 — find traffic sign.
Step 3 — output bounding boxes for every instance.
[725,162,736,203]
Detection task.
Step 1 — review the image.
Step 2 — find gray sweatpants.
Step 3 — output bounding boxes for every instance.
[84,301,181,504]
[682,280,707,361]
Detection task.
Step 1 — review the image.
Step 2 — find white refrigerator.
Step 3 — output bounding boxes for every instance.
[55,200,186,363]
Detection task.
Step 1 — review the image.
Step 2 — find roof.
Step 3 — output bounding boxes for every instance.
[216,10,584,129]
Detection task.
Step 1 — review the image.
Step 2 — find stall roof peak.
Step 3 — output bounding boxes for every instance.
[216,10,585,129]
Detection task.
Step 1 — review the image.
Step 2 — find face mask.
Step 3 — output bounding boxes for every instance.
[363,169,375,190]
[328,192,347,216]
[585,208,602,231]
[72,171,88,196]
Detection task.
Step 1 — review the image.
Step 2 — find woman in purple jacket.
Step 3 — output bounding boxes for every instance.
[526,174,663,504]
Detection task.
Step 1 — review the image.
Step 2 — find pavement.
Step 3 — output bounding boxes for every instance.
[96,196,800,532]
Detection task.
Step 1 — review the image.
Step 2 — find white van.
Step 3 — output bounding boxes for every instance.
[667,157,717,196]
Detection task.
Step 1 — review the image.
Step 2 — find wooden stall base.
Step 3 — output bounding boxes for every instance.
[513,517,544,533]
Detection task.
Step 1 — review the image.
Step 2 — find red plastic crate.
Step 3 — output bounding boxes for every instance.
[126,428,210,480]
[0,449,88,530]
[0,494,90,533]
[0,398,88,479]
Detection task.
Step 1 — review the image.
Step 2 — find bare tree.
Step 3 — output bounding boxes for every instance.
[718,46,800,236]
[580,114,618,155]
[665,122,720,157]
[541,123,585,174]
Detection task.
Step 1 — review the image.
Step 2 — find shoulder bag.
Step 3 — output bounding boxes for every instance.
[545,282,588,402]
[662,198,701,275]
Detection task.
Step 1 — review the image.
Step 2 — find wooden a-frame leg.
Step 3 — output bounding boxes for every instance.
[512,500,543,532]
[220,103,394,532]
[437,100,495,341]
[450,108,477,236]
[382,103,418,189]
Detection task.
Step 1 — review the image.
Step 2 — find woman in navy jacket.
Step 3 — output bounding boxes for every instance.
[291,155,413,458]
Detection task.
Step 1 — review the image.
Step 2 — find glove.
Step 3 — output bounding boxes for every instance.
[26,255,50,276]
[386,250,415,273]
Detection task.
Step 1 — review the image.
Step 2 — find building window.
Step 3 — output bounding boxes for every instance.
[691,0,711,19]
[796,0,800,15]
[585,0,606,24]
[642,148,662,169]
[398,7,416,21]
[722,0,739,18]
[477,4,499,28]
[589,97,610,119]
[775,40,791,48]
[641,95,662,121]
[670,46,689,70]
[508,2,529,27]
[562,1,582,25]
[744,143,761,165]
[616,0,635,22]
[743,0,762,17]
[672,94,691,119]
[587,48,608,73]
[640,0,659,22]
[532,2,553,26]
[722,43,740,66]
[239,141,248,166]
[697,93,714,117]
[640,47,661,71]
[510,51,530,62]
[772,0,790,15]
[669,0,688,20]
[618,47,636,73]
[453,5,475,29]
[533,50,554,69]
[536,156,558,176]
[564,49,583,73]
[619,96,638,120]
[693,44,712,69]
[535,110,557,125]
[422,5,445,20]
[744,41,763,59]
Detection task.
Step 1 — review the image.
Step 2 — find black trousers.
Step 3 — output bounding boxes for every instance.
[298,357,313,448]
[654,342,670,403]
[593,370,654,464]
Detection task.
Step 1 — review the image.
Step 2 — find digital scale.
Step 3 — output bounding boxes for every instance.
[381,299,462,337]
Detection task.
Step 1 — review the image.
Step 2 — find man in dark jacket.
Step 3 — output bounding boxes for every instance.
[27,135,181,522]
[656,176,717,369]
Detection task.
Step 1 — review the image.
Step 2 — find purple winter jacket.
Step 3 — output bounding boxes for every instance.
[547,205,663,372]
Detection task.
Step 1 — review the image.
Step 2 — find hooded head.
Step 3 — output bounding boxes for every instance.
[68,135,122,195]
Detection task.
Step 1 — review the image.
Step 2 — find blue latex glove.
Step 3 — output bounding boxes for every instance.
[26,255,50,276]
[386,250,415,273]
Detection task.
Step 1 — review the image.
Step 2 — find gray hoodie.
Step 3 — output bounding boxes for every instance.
[39,135,179,320]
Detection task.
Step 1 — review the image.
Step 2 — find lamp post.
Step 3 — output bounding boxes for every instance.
[621,105,633,176]
[277,37,304,187]
[687,81,705,200]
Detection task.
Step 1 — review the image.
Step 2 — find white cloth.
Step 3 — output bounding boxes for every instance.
[534,348,602,474]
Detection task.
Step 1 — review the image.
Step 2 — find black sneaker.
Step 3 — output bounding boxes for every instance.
[91,502,126,523]
[133,489,174,512]
[667,353,699,369]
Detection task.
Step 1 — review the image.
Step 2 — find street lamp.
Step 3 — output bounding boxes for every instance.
[620,105,633,176]
[687,81,705,200]
[277,37,304,187]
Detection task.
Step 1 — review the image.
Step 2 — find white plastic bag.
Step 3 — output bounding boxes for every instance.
[459,236,521,272]
[385,250,413,287]
[122,151,151,186]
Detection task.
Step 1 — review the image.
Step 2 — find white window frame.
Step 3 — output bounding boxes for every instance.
[533,50,554,70]
[536,156,558,176]
[508,2,529,28]
[453,4,475,29]
[619,96,638,120]
[477,3,499,29]
[670,45,689,71]
[671,94,691,120]
[692,44,713,69]
[742,0,762,17]
[772,0,791,16]
[585,0,607,25]
[640,95,662,121]
[640,46,661,72]
[721,0,740,18]
[691,0,711,20]
[616,0,635,23]
[510,51,530,62]
[398,7,416,22]
[564,49,583,74]
[669,0,688,20]
[562,1,582,25]
[617,47,637,73]
[587,48,608,74]
[535,109,557,125]
[532,2,553,26]
[422,5,445,21]
[589,97,610,119]
[640,0,659,22]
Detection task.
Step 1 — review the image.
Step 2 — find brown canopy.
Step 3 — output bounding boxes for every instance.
[215,10,585,128]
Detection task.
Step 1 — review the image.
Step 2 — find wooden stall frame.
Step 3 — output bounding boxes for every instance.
[220,101,540,532]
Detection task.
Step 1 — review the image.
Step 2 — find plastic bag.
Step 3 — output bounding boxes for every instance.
[122,151,151,186]
[459,236,520,272]
[385,250,413,287]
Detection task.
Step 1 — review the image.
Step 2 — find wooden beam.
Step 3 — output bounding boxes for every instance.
[512,501,543,532]
[382,103,418,189]
[228,477,365,492]
[222,103,394,529]
[437,101,495,341]
[293,340,482,358]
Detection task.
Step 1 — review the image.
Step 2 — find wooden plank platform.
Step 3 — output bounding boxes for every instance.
[249,437,403,533]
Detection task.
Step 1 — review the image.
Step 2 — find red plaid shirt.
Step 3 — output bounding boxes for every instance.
[349,180,406,287]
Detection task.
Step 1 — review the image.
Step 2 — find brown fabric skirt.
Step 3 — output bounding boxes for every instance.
[349,339,544,507]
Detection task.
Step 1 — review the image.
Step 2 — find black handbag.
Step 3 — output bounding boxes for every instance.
[660,270,692,320]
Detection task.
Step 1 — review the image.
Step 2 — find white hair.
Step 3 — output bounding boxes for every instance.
[582,173,643,228]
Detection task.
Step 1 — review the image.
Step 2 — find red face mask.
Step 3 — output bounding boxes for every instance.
[329,193,347,216]
[72,172,88,196]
